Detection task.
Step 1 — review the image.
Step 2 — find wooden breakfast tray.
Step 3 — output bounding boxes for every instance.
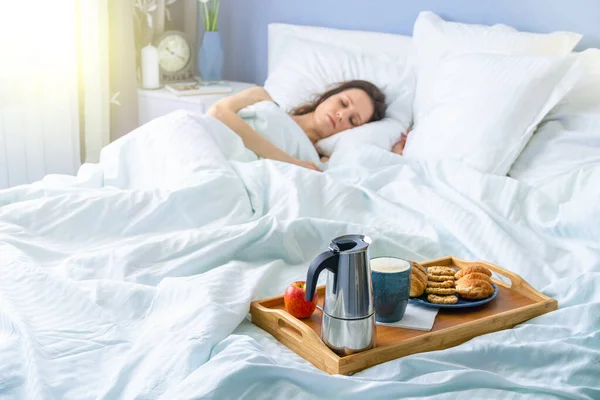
[250,256,557,375]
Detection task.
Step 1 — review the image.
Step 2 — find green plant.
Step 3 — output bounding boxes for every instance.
[199,0,221,32]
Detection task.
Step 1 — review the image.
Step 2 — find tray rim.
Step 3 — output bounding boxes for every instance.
[249,256,558,375]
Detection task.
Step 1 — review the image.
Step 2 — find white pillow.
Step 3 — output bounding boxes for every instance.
[314,119,406,157]
[264,36,415,156]
[412,11,582,120]
[403,53,583,175]
[268,23,413,75]
[509,49,600,184]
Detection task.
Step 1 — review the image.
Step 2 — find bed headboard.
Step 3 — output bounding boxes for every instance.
[218,0,599,85]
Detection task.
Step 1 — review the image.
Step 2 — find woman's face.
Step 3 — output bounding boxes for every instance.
[313,88,374,139]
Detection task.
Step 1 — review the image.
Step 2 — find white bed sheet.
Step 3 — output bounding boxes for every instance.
[0,111,599,399]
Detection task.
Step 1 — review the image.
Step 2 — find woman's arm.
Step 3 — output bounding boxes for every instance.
[207,87,320,171]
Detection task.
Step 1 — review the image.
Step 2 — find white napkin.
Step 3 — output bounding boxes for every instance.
[376,303,439,331]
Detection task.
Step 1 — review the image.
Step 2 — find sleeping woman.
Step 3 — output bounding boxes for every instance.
[207,79,408,171]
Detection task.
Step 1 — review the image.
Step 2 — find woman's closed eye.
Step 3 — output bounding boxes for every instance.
[340,98,358,126]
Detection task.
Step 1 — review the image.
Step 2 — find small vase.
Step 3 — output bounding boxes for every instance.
[198,31,224,82]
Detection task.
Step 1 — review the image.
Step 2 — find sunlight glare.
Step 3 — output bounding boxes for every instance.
[0,0,78,99]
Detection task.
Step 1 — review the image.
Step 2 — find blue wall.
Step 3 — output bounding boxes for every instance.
[217,0,600,85]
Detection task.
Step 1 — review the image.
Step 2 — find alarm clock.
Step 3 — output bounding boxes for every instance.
[155,30,193,82]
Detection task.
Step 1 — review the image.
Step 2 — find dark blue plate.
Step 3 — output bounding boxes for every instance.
[409,283,498,309]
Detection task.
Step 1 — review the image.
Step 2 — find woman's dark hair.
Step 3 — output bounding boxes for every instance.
[291,80,386,123]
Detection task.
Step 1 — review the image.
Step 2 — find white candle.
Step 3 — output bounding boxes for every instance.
[141,44,160,89]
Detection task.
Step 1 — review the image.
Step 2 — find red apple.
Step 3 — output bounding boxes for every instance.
[284,281,318,319]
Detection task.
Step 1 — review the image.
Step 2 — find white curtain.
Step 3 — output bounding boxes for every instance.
[0,0,138,189]
[0,1,81,188]
[78,0,111,164]
[79,0,139,163]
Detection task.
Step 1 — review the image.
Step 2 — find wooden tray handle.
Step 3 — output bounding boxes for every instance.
[252,303,331,350]
[479,260,525,290]
[277,315,306,342]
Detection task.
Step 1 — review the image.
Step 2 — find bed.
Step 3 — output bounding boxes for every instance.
[1,13,599,400]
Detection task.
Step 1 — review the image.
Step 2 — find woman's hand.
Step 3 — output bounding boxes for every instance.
[291,159,322,172]
[392,128,411,156]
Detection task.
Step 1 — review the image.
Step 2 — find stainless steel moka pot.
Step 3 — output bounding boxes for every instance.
[304,234,376,356]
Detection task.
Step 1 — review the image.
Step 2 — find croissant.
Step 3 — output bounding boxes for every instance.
[456,278,494,300]
[455,265,492,280]
[410,276,426,297]
[412,262,427,282]
[457,272,492,284]
[409,261,428,297]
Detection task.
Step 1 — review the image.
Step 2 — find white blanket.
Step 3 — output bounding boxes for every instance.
[1,111,599,399]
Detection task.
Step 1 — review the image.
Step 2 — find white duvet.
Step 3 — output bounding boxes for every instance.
[0,111,599,399]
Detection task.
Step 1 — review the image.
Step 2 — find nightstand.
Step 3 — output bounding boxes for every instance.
[137,81,256,126]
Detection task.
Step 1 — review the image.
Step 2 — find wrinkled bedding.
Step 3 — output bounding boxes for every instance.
[0,111,598,399]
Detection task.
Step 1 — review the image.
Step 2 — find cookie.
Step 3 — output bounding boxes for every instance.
[455,265,492,280]
[427,294,459,304]
[427,280,455,288]
[427,266,457,276]
[425,287,456,295]
[456,278,495,300]
[457,272,492,284]
[428,274,455,282]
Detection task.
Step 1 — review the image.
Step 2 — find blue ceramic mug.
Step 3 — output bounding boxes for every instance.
[371,257,412,323]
